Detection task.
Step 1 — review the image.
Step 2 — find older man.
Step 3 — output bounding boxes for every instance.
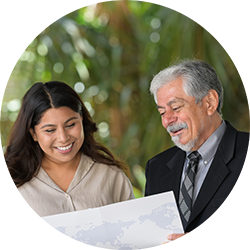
[145,59,249,240]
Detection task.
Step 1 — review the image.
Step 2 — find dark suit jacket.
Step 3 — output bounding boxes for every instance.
[145,121,249,232]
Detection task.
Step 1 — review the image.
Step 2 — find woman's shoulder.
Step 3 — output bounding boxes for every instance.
[80,153,123,173]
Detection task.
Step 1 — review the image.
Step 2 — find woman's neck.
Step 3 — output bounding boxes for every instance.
[41,152,81,192]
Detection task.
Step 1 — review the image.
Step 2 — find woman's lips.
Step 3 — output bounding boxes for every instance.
[55,142,74,153]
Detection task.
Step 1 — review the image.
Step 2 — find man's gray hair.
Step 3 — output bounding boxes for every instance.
[150,59,224,115]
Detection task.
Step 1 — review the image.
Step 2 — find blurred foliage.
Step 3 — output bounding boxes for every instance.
[1,1,249,197]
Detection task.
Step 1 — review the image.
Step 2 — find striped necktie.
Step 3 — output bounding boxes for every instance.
[179,151,201,230]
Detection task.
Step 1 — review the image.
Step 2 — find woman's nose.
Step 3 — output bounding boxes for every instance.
[57,128,69,143]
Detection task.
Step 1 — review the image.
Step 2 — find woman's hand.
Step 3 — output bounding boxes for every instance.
[167,233,187,241]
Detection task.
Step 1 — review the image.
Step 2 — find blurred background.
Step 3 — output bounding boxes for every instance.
[1,0,249,197]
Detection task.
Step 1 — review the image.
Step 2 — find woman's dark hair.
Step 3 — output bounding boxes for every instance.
[5,81,129,187]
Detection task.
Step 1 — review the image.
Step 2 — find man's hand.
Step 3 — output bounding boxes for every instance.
[161,233,189,250]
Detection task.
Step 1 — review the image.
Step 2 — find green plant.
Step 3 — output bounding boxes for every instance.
[1,0,244,197]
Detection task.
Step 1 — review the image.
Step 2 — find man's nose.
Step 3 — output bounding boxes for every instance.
[162,112,177,128]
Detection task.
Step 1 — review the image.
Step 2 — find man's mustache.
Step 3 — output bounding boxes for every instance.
[167,123,188,134]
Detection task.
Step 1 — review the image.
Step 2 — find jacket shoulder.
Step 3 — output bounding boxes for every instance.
[147,146,180,166]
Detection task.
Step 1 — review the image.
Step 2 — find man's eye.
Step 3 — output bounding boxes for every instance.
[172,106,180,111]
[158,110,165,116]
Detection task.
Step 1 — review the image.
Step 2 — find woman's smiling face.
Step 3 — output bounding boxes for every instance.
[30,106,84,166]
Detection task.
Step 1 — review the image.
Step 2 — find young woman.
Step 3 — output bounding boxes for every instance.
[5,81,134,217]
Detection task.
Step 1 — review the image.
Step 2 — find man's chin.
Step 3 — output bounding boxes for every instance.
[172,136,195,152]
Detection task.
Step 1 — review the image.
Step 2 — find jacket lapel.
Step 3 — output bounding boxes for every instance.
[188,122,237,225]
[160,149,186,202]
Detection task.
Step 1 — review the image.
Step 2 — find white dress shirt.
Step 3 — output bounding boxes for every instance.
[180,120,227,205]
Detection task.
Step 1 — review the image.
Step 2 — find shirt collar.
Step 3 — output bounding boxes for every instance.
[187,120,227,166]
[35,153,94,193]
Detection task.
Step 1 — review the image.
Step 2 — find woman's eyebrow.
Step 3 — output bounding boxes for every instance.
[64,117,78,124]
[40,124,56,130]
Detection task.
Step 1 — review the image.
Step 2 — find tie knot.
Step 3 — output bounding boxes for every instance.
[187,151,200,174]
[188,151,201,163]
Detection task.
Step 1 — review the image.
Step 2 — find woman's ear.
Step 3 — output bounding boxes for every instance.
[206,89,219,116]
[29,128,37,142]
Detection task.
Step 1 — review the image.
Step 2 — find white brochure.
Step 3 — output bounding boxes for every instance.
[43,191,184,249]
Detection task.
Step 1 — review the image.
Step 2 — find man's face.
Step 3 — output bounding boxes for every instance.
[156,77,212,151]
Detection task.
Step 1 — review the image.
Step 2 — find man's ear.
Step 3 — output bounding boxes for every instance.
[29,128,37,142]
[206,89,219,116]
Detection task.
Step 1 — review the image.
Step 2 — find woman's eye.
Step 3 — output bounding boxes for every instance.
[45,129,55,133]
[67,123,75,128]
